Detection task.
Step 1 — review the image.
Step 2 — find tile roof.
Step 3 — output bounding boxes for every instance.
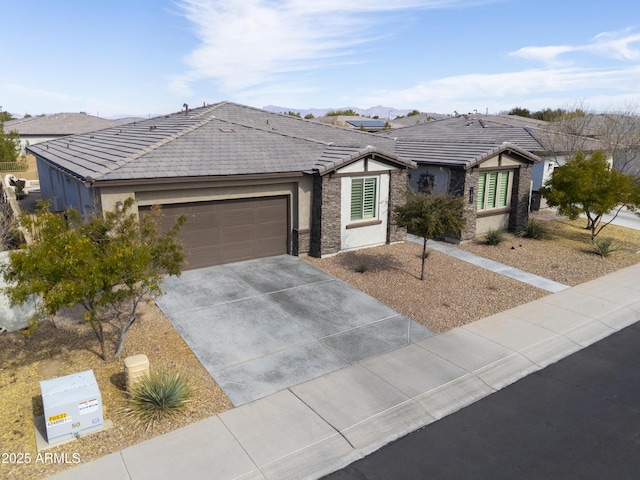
[4,113,117,136]
[382,114,603,155]
[28,102,410,183]
[395,140,540,169]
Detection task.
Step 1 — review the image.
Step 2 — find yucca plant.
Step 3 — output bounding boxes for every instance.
[593,237,620,258]
[517,219,549,240]
[484,228,505,245]
[126,368,193,430]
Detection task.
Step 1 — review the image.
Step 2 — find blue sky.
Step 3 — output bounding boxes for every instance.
[2,0,640,118]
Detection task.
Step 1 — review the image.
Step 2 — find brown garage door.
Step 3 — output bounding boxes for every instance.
[140,196,289,270]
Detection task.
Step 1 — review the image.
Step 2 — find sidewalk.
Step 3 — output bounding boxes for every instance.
[407,234,569,293]
[47,262,640,480]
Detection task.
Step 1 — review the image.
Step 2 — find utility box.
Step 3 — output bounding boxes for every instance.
[40,370,104,444]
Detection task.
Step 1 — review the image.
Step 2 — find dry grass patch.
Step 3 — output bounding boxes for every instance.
[0,302,232,480]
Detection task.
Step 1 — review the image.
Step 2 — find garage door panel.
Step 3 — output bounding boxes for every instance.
[140,196,288,270]
[258,223,287,238]
[222,225,254,242]
[185,250,220,269]
[221,211,254,227]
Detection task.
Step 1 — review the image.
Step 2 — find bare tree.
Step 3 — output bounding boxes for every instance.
[531,102,640,178]
[590,104,640,178]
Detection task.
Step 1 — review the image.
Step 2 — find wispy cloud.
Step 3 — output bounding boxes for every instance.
[3,84,74,103]
[510,28,640,65]
[362,65,640,112]
[590,29,640,61]
[174,0,498,94]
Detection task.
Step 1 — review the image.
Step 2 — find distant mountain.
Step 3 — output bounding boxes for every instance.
[263,105,417,119]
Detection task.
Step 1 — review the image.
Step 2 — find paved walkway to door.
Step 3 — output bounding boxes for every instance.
[156,255,435,405]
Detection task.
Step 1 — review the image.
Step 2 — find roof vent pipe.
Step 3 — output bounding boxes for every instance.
[183,103,189,115]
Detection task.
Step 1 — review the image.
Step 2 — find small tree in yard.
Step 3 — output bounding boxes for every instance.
[393,191,466,280]
[2,198,186,360]
[540,150,640,240]
[0,122,21,163]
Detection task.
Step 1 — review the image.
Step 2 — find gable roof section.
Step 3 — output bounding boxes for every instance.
[27,102,410,183]
[313,145,410,175]
[395,140,540,170]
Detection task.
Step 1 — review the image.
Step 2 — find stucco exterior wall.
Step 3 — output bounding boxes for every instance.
[476,213,510,235]
[339,173,389,251]
[408,165,451,195]
[36,157,95,214]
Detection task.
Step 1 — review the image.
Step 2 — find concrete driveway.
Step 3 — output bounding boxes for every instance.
[156,255,434,405]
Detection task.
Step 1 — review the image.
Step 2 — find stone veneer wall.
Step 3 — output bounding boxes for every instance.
[387,169,409,243]
[292,228,310,256]
[508,165,532,232]
[310,174,341,257]
[449,168,477,241]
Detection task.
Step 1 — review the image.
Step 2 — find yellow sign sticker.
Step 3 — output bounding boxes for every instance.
[48,413,67,423]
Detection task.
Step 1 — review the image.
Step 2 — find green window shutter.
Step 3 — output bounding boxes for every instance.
[351,179,363,220]
[497,171,509,207]
[486,172,498,209]
[362,178,377,219]
[477,173,486,210]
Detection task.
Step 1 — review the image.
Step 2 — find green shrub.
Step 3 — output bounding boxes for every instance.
[518,219,548,240]
[355,263,369,273]
[593,237,620,257]
[126,368,193,430]
[484,228,505,245]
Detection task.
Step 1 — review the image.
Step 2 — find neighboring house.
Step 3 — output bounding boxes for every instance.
[384,114,603,211]
[393,138,539,241]
[345,120,387,132]
[4,113,118,152]
[27,102,414,269]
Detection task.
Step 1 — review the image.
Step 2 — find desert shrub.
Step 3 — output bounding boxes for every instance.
[518,219,548,240]
[484,228,505,245]
[126,368,193,430]
[593,237,620,257]
[355,263,369,273]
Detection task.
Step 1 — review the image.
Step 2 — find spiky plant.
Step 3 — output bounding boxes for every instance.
[126,368,193,430]
[593,237,621,258]
[517,219,549,240]
[484,228,505,245]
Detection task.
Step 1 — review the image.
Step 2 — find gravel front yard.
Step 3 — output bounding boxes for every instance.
[0,302,232,480]
[305,242,549,333]
[1,215,638,480]
[305,217,640,333]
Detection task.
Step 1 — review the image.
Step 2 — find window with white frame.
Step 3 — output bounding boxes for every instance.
[476,170,512,211]
[350,177,377,221]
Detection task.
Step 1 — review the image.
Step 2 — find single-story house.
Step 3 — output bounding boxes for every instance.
[393,138,540,241]
[4,112,119,152]
[27,102,415,269]
[383,113,603,211]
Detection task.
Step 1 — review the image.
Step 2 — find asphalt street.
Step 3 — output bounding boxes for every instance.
[324,320,640,480]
